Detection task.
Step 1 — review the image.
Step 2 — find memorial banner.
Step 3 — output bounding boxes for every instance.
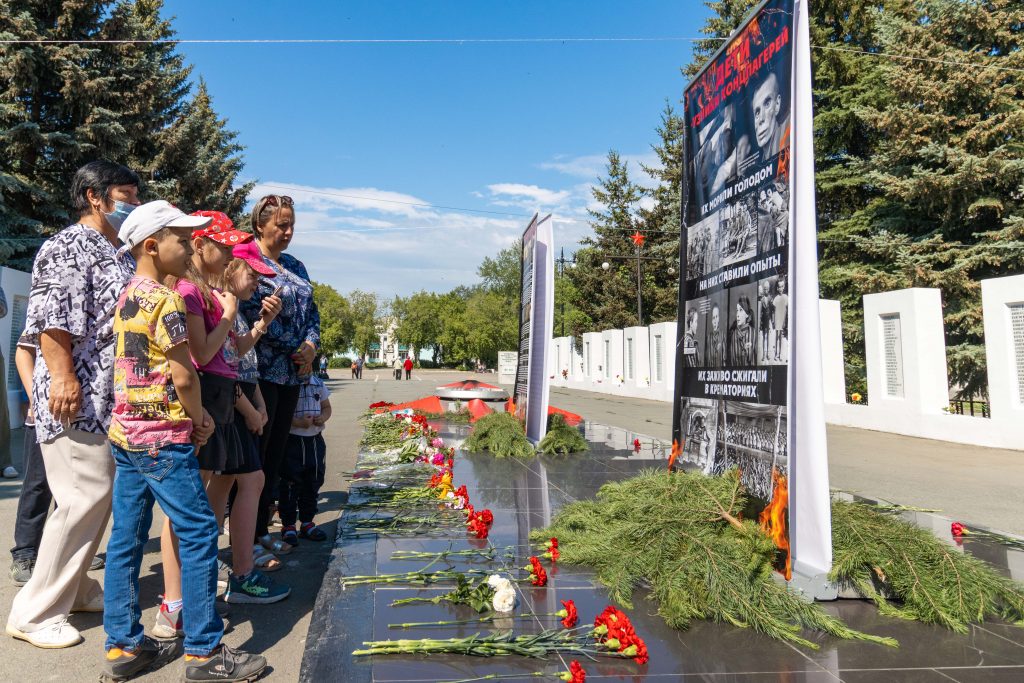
[672,0,832,583]
[513,214,555,442]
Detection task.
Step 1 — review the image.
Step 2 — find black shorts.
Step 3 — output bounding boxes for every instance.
[196,372,244,473]
[222,381,263,475]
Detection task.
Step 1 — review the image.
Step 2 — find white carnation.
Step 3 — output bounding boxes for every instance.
[486,574,505,589]
[492,586,517,613]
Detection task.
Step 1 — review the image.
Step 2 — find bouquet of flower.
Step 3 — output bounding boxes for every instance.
[390,573,517,613]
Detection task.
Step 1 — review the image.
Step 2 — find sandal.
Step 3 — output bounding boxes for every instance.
[257,533,292,556]
[252,545,283,572]
[282,527,299,547]
[300,523,327,542]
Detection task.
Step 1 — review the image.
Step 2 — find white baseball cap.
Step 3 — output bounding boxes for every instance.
[118,200,212,251]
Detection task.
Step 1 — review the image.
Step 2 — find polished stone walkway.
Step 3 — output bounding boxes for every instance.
[302,418,1024,683]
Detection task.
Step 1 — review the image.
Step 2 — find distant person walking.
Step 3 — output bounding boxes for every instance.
[404,356,414,380]
[355,356,364,379]
[319,355,328,378]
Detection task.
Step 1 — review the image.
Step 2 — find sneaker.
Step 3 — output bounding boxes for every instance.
[1,465,18,478]
[10,557,33,586]
[281,526,298,547]
[103,636,182,681]
[153,602,231,640]
[152,602,183,640]
[6,618,82,648]
[225,571,291,605]
[184,644,266,682]
[90,555,105,571]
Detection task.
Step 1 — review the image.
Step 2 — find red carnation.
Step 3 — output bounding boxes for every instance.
[531,563,548,586]
[951,522,967,538]
[478,509,494,525]
[633,438,641,453]
[544,546,560,562]
[557,660,585,683]
[547,537,558,549]
[559,599,578,628]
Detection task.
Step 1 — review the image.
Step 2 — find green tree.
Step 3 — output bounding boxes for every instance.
[478,241,522,300]
[0,0,193,268]
[313,282,353,357]
[435,288,472,366]
[565,151,647,334]
[147,80,254,222]
[393,291,444,363]
[349,289,381,359]
[463,290,519,366]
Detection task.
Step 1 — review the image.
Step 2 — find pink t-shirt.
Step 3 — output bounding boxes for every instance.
[174,279,236,379]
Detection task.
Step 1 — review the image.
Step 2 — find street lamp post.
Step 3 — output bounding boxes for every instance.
[554,247,575,337]
[602,231,676,327]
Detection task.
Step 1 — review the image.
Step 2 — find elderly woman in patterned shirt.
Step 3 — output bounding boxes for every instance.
[7,160,140,649]
[240,195,321,558]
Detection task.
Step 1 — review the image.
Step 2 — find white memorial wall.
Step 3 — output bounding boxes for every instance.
[551,275,1024,451]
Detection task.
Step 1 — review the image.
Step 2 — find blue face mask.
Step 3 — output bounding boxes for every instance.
[103,200,136,230]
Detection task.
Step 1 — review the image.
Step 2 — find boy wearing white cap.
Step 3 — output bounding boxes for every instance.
[101,201,266,682]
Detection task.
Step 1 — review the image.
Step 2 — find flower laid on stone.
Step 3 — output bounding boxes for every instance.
[951,521,967,538]
[851,392,863,403]
[523,556,548,586]
[466,506,494,539]
[390,573,516,613]
[356,606,648,666]
[557,600,578,628]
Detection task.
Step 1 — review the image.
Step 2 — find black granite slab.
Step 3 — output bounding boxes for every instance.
[301,420,1024,683]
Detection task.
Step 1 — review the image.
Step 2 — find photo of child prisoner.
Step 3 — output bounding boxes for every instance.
[755,275,789,365]
[735,68,791,178]
[710,402,788,502]
[682,296,708,368]
[727,282,758,367]
[682,398,719,470]
[720,196,758,266]
[756,179,790,254]
[702,289,728,368]
[686,209,722,282]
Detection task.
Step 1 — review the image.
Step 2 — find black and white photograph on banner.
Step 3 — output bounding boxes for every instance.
[735,67,791,177]
[682,298,706,368]
[703,290,728,368]
[727,282,758,367]
[682,398,719,470]
[686,210,721,280]
[756,275,789,365]
[710,401,788,501]
[757,178,790,254]
[692,104,738,211]
[719,197,758,266]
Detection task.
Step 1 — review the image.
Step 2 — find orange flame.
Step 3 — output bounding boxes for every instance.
[505,398,516,415]
[668,439,681,471]
[759,469,791,580]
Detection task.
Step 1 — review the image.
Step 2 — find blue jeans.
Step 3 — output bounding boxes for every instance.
[103,443,223,655]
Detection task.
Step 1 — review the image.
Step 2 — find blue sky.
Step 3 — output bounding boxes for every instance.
[168,1,712,299]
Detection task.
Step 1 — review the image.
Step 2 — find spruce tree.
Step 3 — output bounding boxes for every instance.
[0,0,195,269]
[566,151,647,334]
[639,102,686,323]
[148,80,254,222]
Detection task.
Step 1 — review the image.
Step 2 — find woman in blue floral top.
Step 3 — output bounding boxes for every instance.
[240,195,321,553]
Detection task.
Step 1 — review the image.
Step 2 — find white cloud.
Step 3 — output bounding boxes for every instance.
[486,183,571,206]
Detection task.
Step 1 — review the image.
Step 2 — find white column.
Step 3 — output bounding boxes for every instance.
[863,288,949,415]
[581,332,603,384]
[624,326,651,389]
[981,273,1024,422]
[601,329,624,388]
[818,299,846,404]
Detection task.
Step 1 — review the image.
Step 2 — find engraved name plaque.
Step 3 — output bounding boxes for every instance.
[1011,303,1024,404]
[881,313,905,398]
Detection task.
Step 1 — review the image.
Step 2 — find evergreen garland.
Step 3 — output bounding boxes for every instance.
[536,415,588,455]
[463,412,535,459]
[830,500,1024,632]
[534,469,897,649]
